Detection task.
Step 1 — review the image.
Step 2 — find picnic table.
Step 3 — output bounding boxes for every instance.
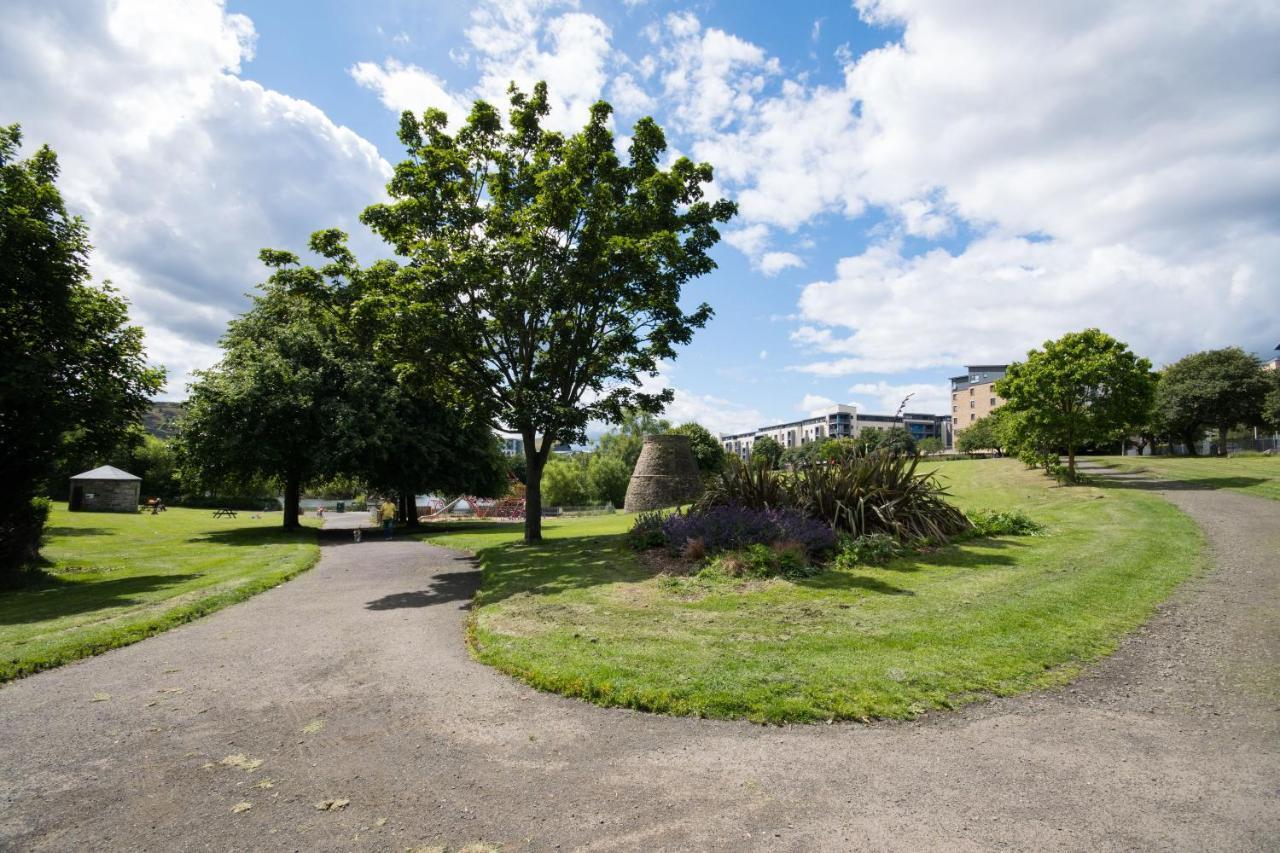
[212,508,238,519]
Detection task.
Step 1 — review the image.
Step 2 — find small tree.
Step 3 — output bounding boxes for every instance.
[541,455,591,506]
[1154,348,1269,456]
[669,422,726,475]
[1,125,163,573]
[359,84,735,542]
[956,413,1006,456]
[996,329,1154,479]
[586,452,630,506]
[917,437,945,455]
[597,410,673,473]
[751,435,784,469]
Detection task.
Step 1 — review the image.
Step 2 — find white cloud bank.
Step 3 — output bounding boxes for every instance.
[693,0,1280,372]
[1,0,391,396]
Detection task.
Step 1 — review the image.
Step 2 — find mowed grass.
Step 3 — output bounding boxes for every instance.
[0,507,319,682]
[422,459,1203,722]
[1092,454,1280,502]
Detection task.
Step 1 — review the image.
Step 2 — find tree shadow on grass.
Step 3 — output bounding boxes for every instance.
[44,526,114,538]
[187,526,316,546]
[0,572,201,625]
[467,533,661,607]
[1083,465,1269,493]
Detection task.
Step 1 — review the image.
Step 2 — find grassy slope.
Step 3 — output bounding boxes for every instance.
[0,508,319,682]
[1093,454,1280,502]
[422,459,1203,722]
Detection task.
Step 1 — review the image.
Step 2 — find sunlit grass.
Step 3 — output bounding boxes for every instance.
[422,460,1203,722]
[0,507,319,681]
[1092,454,1280,502]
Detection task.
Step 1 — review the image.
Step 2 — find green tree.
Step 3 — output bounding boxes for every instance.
[597,410,673,473]
[917,437,945,455]
[751,435,784,469]
[1154,348,1269,456]
[176,239,385,529]
[956,412,1007,455]
[1266,368,1280,432]
[996,329,1154,479]
[669,421,726,475]
[1,125,163,573]
[358,83,735,542]
[541,455,591,506]
[877,426,918,456]
[586,452,630,507]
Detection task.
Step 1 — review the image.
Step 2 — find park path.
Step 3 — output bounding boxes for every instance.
[0,473,1277,851]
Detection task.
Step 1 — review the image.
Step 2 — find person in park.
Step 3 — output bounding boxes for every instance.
[380,497,397,539]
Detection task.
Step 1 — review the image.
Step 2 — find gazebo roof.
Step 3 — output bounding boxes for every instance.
[70,465,141,481]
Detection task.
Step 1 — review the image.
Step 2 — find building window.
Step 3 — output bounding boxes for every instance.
[969,400,975,408]
[990,398,996,406]
[969,388,974,396]
[970,413,976,421]
[952,406,957,413]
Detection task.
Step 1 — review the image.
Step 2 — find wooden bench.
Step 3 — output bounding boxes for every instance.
[212,508,238,518]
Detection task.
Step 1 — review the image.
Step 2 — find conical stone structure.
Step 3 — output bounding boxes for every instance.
[623,434,702,512]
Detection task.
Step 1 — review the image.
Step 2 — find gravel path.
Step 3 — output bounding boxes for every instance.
[1,472,1277,851]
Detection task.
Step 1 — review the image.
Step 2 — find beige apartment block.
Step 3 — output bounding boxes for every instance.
[950,364,1009,437]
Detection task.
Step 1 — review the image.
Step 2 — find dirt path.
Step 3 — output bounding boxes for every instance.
[1,474,1277,852]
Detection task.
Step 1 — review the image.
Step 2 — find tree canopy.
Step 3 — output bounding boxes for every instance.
[751,435,784,469]
[1154,348,1269,456]
[668,421,726,475]
[357,83,735,541]
[1,125,163,573]
[996,329,1154,479]
[956,409,1011,456]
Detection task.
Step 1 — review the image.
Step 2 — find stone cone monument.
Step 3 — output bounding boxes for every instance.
[623,434,702,512]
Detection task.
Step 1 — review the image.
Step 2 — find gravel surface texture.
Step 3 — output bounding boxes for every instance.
[0,466,1276,851]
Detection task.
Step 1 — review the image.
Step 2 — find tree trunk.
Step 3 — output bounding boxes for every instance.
[1067,444,1076,480]
[283,473,301,530]
[522,428,543,543]
[1218,424,1230,457]
[401,487,419,527]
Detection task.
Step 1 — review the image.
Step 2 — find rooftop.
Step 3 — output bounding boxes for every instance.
[70,465,141,481]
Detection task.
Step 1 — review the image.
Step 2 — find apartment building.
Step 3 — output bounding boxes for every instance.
[950,364,1008,436]
[721,404,951,459]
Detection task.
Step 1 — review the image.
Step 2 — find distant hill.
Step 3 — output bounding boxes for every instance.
[143,402,185,439]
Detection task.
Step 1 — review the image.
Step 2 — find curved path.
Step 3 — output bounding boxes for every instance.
[1,475,1277,851]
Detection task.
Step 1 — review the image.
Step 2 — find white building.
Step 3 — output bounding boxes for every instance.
[720,404,952,459]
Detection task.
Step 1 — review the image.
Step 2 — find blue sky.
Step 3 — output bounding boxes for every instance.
[4,1,1278,434]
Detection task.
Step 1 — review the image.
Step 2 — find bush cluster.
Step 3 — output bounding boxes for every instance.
[705,541,821,579]
[966,509,1045,537]
[625,509,669,551]
[832,533,903,569]
[661,505,836,557]
[699,452,973,542]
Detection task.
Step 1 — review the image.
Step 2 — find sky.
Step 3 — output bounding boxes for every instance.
[3,0,1278,435]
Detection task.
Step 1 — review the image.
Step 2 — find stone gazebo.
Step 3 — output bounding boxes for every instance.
[69,465,141,513]
[623,434,702,512]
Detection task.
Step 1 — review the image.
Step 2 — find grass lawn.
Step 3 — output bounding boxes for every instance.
[420,459,1203,722]
[0,507,319,682]
[1092,454,1280,502]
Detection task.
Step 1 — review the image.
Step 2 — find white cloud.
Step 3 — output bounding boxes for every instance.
[350,59,469,126]
[798,394,836,415]
[759,252,804,276]
[717,0,1280,373]
[847,381,950,417]
[651,12,780,135]
[1,0,391,397]
[758,350,768,360]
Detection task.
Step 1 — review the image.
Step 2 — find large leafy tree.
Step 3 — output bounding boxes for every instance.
[1,125,163,573]
[750,435,784,469]
[996,329,1154,479]
[175,246,381,530]
[358,83,735,541]
[1154,348,1269,456]
[668,421,726,475]
[956,409,1011,456]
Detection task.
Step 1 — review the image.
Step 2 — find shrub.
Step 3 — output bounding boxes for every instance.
[968,509,1045,537]
[0,497,51,577]
[832,533,903,569]
[662,505,836,557]
[707,542,818,579]
[793,451,972,542]
[680,537,708,561]
[696,456,793,511]
[626,509,668,550]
